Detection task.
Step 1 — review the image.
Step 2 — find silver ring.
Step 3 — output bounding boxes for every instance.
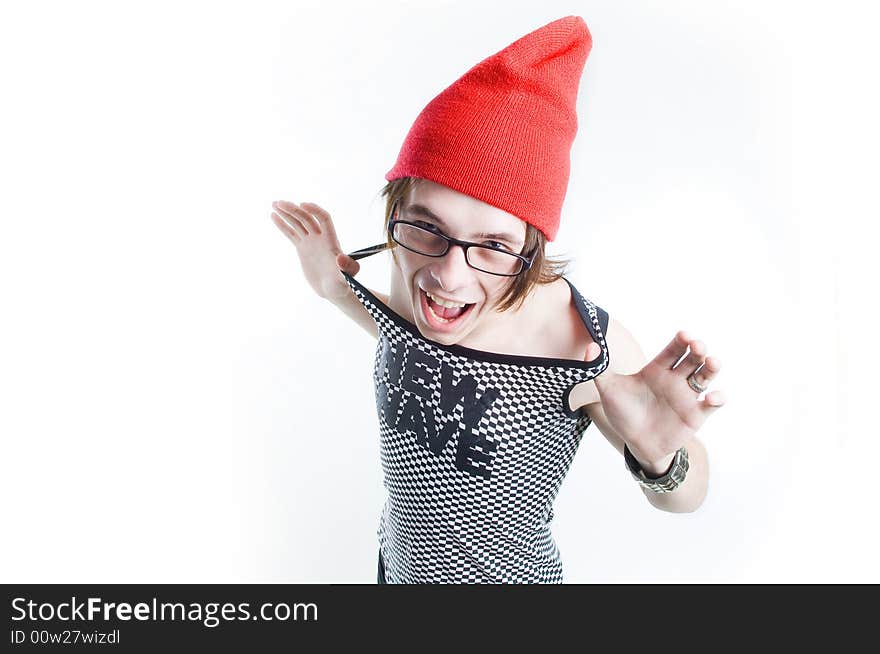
[687,373,707,393]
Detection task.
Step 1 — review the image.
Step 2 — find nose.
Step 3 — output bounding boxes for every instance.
[429,244,473,293]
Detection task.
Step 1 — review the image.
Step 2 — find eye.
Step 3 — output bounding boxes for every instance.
[484,240,510,251]
[415,220,440,234]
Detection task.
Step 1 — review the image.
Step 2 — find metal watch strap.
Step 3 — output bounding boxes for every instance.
[624,444,689,493]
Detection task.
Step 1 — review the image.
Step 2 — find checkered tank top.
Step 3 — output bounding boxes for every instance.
[342,244,610,583]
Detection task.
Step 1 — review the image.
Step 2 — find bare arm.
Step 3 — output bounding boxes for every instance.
[330,279,387,340]
[585,400,709,513]
[582,317,709,513]
[270,199,385,339]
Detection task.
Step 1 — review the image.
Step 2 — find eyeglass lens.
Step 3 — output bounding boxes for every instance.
[391,223,524,275]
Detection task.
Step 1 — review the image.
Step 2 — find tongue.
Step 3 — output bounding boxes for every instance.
[429,297,466,320]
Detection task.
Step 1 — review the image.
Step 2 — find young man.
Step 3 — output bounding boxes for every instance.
[271,16,725,583]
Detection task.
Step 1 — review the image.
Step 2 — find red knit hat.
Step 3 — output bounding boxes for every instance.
[385,16,592,242]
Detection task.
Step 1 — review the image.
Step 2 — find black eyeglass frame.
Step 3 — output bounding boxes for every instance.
[385,201,535,277]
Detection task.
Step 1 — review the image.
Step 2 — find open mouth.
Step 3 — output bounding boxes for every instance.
[418,288,476,331]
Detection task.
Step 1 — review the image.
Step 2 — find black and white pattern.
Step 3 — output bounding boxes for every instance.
[342,262,609,584]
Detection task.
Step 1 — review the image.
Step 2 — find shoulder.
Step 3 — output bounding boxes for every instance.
[570,315,647,413]
[370,287,390,306]
[530,278,595,358]
[604,317,647,376]
[547,278,644,372]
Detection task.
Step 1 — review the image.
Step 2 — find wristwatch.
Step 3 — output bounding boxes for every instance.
[624,444,689,493]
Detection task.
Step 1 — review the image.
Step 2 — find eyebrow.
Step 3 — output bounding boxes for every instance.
[402,203,523,245]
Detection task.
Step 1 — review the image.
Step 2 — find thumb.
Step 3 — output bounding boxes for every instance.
[587,342,613,393]
[336,253,360,276]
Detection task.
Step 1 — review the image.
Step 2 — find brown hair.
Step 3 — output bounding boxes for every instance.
[378,177,571,312]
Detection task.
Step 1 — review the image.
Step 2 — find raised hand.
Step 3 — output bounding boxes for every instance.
[589,330,725,467]
[271,200,360,303]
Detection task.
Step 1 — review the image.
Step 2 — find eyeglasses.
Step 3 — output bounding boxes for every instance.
[386,202,534,277]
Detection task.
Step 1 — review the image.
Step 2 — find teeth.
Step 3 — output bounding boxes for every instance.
[426,291,467,308]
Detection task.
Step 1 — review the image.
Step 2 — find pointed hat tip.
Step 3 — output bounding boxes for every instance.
[548,15,591,42]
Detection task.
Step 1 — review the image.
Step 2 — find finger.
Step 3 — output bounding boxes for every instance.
[300,202,334,229]
[274,200,321,235]
[272,210,307,240]
[689,355,721,390]
[271,213,301,244]
[675,338,707,378]
[291,202,324,234]
[699,389,726,413]
[655,330,692,369]
[336,253,360,276]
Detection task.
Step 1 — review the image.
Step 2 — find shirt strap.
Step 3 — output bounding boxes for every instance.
[562,277,609,349]
[341,244,393,327]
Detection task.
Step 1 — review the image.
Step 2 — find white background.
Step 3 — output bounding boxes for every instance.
[1,0,877,583]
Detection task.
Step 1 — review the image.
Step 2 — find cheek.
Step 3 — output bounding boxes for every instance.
[395,250,428,277]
